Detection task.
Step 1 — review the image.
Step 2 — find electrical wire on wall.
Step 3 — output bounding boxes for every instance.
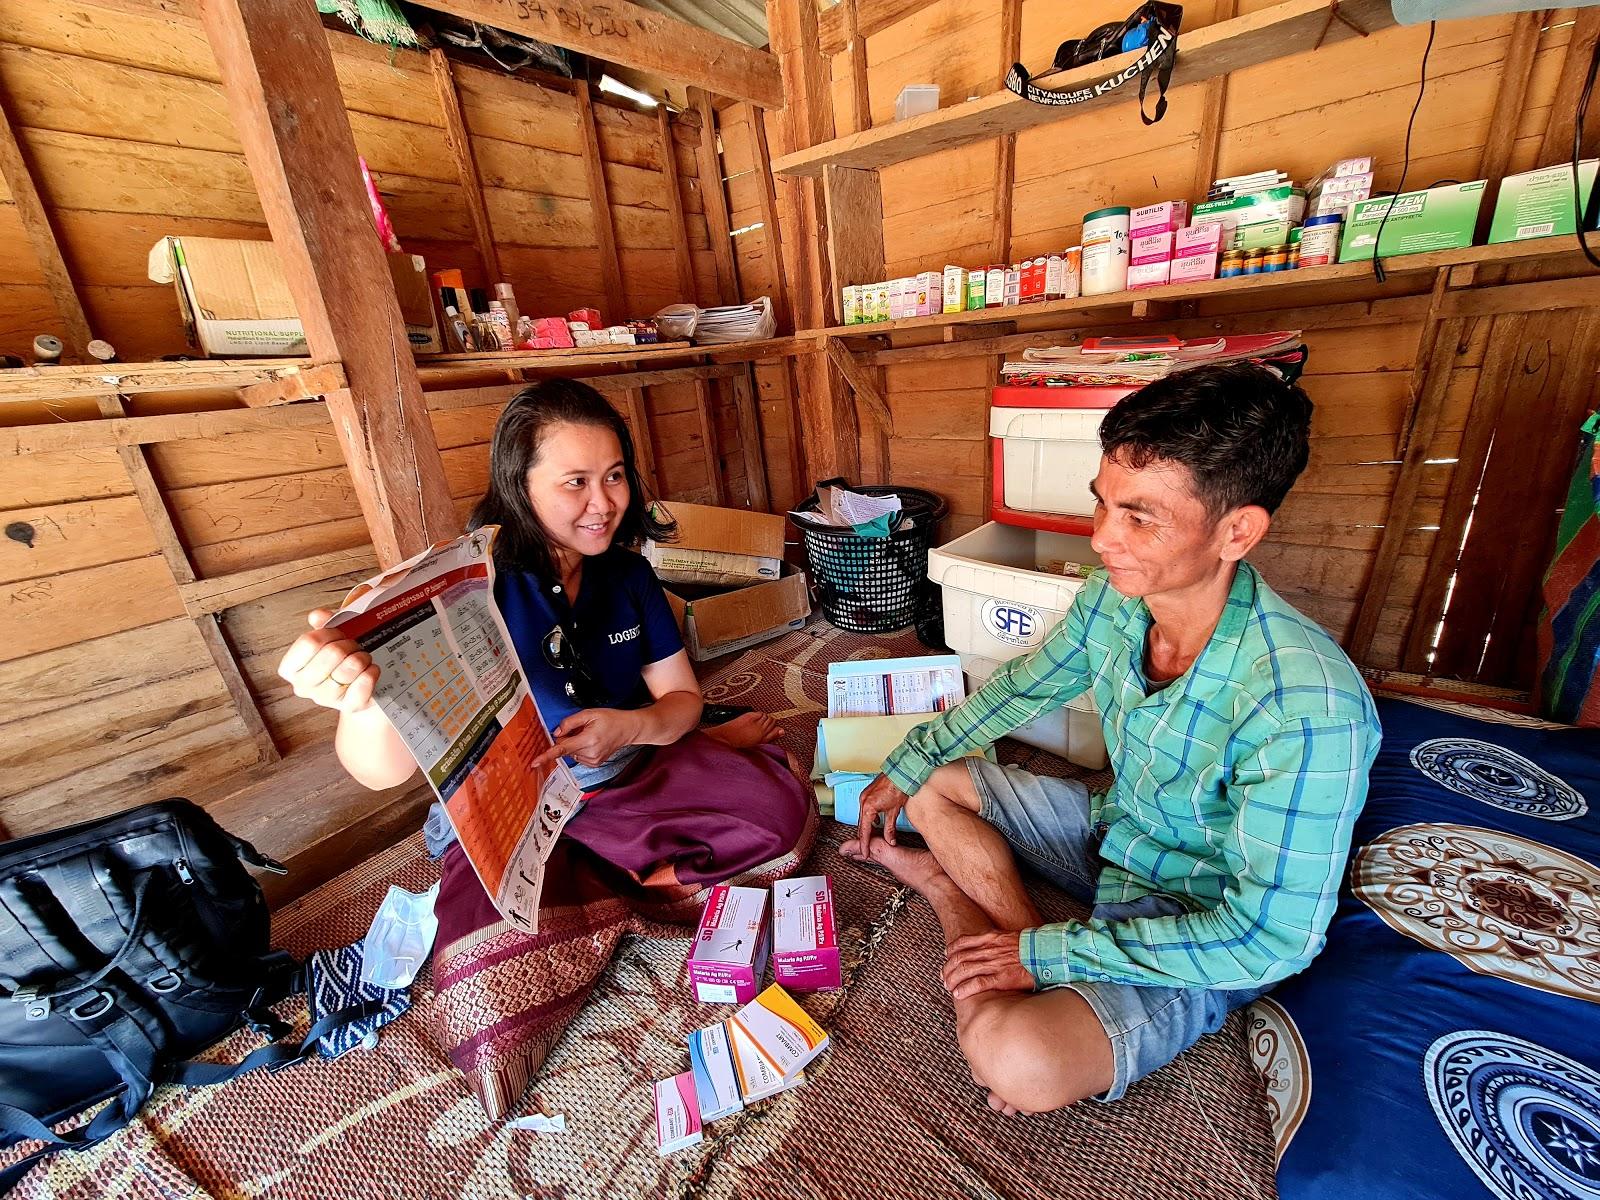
[1371,20,1437,284]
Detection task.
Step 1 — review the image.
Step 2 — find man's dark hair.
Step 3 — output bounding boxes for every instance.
[1098,362,1313,517]
[468,378,676,581]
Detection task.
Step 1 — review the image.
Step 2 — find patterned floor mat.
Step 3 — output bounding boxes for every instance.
[3,620,1276,1200]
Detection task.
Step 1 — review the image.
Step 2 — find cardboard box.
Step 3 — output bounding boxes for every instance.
[1169,251,1219,284]
[724,1018,807,1101]
[646,502,785,588]
[687,1023,744,1121]
[1192,186,1305,249]
[148,236,441,357]
[1126,260,1171,289]
[652,502,809,660]
[728,984,829,1081]
[653,1073,703,1155]
[1489,160,1599,243]
[1339,181,1486,262]
[772,876,841,992]
[687,884,770,1004]
[1130,200,1189,237]
[1176,224,1223,255]
[1130,231,1174,265]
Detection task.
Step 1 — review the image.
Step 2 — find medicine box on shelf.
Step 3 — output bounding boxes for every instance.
[989,386,1132,521]
[926,521,1108,769]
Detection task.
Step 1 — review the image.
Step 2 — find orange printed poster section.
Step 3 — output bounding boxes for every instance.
[442,697,553,898]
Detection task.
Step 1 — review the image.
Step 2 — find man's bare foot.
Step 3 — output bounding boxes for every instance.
[702,711,780,750]
[839,837,950,895]
[985,1091,1034,1117]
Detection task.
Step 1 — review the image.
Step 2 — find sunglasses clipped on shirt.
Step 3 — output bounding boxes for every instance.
[542,623,603,707]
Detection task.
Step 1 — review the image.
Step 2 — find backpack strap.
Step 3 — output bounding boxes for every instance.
[0,1039,152,1193]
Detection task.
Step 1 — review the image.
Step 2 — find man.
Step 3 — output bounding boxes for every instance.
[848,361,1380,1115]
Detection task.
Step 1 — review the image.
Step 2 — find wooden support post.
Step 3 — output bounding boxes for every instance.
[619,387,660,496]
[659,107,700,303]
[988,0,1022,266]
[688,88,741,305]
[430,48,500,283]
[822,165,886,306]
[200,0,456,568]
[748,106,795,334]
[825,336,892,484]
[731,366,772,510]
[842,0,871,134]
[577,85,630,323]
[692,379,726,505]
[1190,0,1237,202]
[768,0,861,484]
[0,87,93,359]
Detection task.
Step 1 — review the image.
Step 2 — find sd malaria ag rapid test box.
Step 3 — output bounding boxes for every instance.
[687,884,769,1004]
[771,876,841,991]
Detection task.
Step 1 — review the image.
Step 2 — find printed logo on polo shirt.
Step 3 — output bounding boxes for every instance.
[609,624,642,645]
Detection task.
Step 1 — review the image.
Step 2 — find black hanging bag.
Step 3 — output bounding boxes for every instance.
[1005,2,1183,125]
[0,799,379,1192]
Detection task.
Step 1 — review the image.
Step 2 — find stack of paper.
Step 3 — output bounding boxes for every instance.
[790,484,905,531]
[692,297,775,344]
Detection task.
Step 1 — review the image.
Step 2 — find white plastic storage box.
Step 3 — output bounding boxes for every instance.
[926,521,1108,769]
[989,386,1130,518]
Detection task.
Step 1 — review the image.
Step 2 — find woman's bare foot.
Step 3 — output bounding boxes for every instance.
[702,710,780,750]
[839,836,951,896]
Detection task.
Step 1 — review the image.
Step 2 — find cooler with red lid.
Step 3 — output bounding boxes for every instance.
[989,385,1134,534]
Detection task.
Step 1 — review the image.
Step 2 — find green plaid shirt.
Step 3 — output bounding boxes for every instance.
[884,563,1380,991]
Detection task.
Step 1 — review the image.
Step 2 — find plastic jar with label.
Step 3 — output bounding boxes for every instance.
[1080,207,1131,295]
[1242,248,1266,275]
[1298,214,1342,268]
[1218,249,1245,278]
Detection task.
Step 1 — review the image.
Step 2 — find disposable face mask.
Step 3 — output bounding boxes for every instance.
[359,882,440,990]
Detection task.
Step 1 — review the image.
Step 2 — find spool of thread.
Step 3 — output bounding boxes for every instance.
[1080,207,1131,296]
[32,334,63,366]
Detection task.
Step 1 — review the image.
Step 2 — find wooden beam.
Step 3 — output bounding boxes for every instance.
[823,164,886,304]
[776,0,1397,177]
[1,402,334,455]
[692,379,726,504]
[1190,0,1237,202]
[747,106,795,334]
[237,361,348,408]
[730,367,771,510]
[430,48,501,283]
[618,388,659,495]
[842,0,871,134]
[1437,276,1600,318]
[200,0,456,568]
[178,546,377,616]
[401,0,782,107]
[422,364,744,413]
[0,86,94,360]
[0,358,343,401]
[824,337,890,485]
[688,88,741,305]
[818,0,940,56]
[989,0,1022,265]
[658,107,700,303]
[1540,8,1600,164]
[577,85,629,324]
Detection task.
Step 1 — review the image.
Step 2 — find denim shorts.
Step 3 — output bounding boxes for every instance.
[964,758,1266,1101]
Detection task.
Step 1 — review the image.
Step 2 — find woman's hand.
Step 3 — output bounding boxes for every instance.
[277,609,381,714]
[533,708,644,768]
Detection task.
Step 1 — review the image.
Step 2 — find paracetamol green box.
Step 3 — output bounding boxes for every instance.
[1338,181,1486,262]
[1489,160,1598,243]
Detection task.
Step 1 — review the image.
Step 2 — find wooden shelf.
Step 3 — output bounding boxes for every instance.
[772,0,1395,178]
[810,239,1600,343]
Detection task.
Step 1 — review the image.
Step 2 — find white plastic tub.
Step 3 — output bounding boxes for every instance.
[990,405,1109,516]
[927,521,1107,768]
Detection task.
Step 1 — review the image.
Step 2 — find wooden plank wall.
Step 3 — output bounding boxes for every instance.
[0,0,755,841]
[806,0,1586,680]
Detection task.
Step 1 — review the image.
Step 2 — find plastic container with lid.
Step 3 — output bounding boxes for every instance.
[1219,249,1245,278]
[1298,213,1343,268]
[894,84,940,121]
[1080,206,1131,296]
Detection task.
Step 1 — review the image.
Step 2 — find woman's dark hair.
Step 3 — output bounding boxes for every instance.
[1098,362,1313,517]
[468,379,675,580]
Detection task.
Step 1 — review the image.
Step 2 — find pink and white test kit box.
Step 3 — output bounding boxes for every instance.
[772,876,840,991]
[688,884,769,1004]
[1129,231,1174,266]
[1130,200,1189,238]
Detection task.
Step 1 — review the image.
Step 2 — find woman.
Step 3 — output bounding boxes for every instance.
[278,381,816,1113]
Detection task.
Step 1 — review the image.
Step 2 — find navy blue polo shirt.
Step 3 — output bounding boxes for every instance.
[494,546,685,789]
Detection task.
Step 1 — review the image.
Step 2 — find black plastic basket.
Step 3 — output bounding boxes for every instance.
[792,484,948,634]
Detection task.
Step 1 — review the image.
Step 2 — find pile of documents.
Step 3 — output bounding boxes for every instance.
[692,297,775,344]
[790,483,906,533]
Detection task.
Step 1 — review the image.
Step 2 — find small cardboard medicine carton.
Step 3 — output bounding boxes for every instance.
[772,876,841,992]
[687,1022,744,1122]
[653,1072,704,1155]
[1489,160,1599,244]
[729,984,829,1082]
[724,1018,807,1101]
[652,502,810,662]
[1130,200,1189,238]
[687,884,770,1004]
[148,236,440,357]
[1339,181,1486,262]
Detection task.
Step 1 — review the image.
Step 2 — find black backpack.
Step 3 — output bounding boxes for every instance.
[0,799,379,1192]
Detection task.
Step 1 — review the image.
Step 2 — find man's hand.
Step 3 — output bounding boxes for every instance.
[942,930,1035,1000]
[855,772,910,857]
[532,709,643,769]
